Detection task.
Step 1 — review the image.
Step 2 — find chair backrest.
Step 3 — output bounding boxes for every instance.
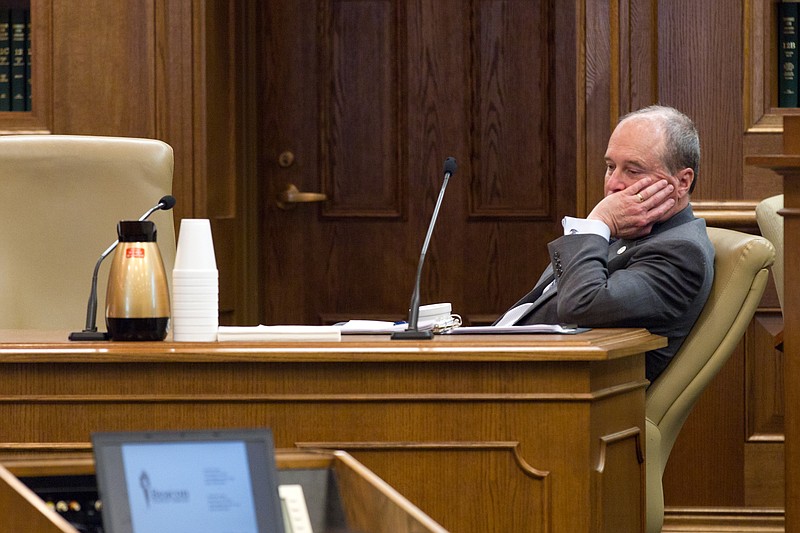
[0,135,176,330]
[756,194,784,312]
[646,226,774,457]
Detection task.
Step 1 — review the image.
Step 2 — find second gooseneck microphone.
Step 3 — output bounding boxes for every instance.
[68,195,177,341]
[392,157,457,340]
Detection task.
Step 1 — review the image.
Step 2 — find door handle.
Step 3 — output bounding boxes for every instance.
[276,183,328,210]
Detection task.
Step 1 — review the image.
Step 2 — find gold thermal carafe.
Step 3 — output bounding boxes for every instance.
[105,220,170,341]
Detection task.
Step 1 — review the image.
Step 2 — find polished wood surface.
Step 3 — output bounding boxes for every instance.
[746,117,800,532]
[0,328,663,533]
[0,450,447,533]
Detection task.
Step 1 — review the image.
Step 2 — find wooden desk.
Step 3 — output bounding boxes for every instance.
[0,328,664,533]
[748,148,800,532]
[0,449,447,533]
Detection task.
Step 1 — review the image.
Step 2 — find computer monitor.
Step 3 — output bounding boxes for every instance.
[92,428,285,533]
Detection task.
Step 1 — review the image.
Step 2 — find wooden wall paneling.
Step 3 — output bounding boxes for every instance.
[231,0,262,325]
[460,0,579,325]
[259,0,319,325]
[783,154,800,532]
[317,0,409,318]
[52,1,156,137]
[154,0,196,227]
[662,335,746,506]
[581,0,657,215]
[741,0,783,228]
[258,0,578,327]
[658,2,744,201]
[407,0,469,322]
[467,1,551,220]
[747,312,785,441]
[744,442,785,509]
[583,0,613,214]
[198,0,251,325]
[159,0,257,325]
[744,0,783,135]
[744,312,785,508]
[628,0,658,111]
[319,0,405,218]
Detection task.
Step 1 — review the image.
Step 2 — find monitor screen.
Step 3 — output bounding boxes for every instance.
[92,428,285,533]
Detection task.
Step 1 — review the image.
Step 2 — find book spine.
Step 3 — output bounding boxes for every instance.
[779,1,800,107]
[0,9,9,112]
[25,9,30,111]
[9,8,25,112]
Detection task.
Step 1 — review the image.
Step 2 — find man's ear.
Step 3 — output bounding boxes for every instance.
[675,168,694,197]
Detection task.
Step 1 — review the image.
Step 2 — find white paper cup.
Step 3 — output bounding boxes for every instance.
[171,295,217,304]
[174,219,217,270]
[172,269,219,279]
[172,280,220,289]
[172,278,219,291]
[171,291,219,306]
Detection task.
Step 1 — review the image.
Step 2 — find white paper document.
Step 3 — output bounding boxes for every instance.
[334,319,437,334]
[444,324,585,335]
[217,325,342,342]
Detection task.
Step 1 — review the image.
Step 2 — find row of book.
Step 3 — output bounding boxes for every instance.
[0,8,30,112]
[780,1,800,107]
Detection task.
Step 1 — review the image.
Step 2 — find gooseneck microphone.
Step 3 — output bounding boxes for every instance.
[68,195,177,341]
[392,157,457,340]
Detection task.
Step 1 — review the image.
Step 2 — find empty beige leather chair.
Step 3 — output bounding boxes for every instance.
[0,135,176,331]
[645,227,774,533]
[756,194,784,312]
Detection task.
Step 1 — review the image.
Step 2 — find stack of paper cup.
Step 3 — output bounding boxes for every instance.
[172,219,218,342]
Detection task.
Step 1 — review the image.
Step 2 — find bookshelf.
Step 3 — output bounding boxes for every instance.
[0,0,50,133]
[746,0,800,133]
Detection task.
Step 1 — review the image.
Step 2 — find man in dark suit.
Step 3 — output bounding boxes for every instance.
[496,105,715,383]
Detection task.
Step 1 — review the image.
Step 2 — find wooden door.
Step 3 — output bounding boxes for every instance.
[257,0,577,326]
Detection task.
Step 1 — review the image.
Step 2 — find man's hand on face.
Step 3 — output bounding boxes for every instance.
[587,177,675,240]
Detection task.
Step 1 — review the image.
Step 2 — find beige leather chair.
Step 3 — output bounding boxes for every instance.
[0,135,176,331]
[645,227,775,533]
[756,194,784,312]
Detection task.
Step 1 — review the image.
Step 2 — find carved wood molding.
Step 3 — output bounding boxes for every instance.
[662,507,784,532]
[0,383,648,402]
[692,200,758,231]
[596,426,643,473]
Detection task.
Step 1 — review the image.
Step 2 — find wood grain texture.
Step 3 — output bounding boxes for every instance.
[748,139,800,530]
[0,450,449,533]
[0,329,659,533]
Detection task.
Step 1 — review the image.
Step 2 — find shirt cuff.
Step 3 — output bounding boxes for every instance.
[562,216,611,241]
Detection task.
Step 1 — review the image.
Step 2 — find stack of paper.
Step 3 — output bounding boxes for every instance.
[217,325,341,342]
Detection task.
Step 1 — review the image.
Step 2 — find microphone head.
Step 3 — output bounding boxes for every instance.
[158,195,177,211]
[443,157,457,176]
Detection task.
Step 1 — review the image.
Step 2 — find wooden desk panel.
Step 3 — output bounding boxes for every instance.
[0,328,664,533]
[0,450,448,533]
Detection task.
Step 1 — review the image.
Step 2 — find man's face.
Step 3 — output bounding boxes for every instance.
[603,118,690,220]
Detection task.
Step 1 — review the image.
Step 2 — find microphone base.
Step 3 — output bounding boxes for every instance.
[68,330,111,341]
[391,329,434,340]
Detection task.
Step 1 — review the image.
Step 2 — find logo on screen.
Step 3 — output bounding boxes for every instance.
[139,470,190,508]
